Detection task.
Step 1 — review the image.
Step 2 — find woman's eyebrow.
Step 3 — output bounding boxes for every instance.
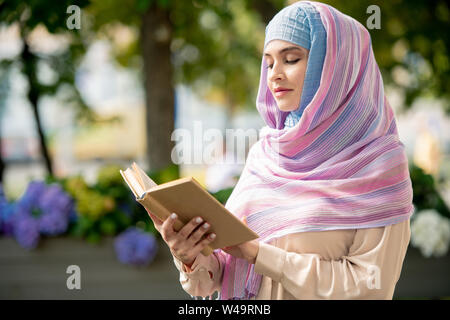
[264,46,303,57]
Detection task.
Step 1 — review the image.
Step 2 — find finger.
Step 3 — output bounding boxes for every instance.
[189,222,211,244]
[144,208,162,225]
[148,212,163,229]
[161,213,177,241]
[177,216,204,240]
[148,212,163,224]
[242,216,248,225]
[193,233,216,254]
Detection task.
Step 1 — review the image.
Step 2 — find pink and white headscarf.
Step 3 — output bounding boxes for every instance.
[218,1,414,299]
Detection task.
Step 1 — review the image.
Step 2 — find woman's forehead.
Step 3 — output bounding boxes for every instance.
[264,40,307,56]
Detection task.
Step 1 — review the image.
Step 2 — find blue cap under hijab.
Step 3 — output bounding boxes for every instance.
[264,1,327,128]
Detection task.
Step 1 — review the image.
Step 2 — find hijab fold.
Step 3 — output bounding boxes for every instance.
[219,1,414,300]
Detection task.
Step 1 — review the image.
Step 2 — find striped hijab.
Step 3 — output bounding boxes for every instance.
[219,1,414,300]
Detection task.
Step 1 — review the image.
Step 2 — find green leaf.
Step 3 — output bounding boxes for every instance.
[86,231,101,244]
[99,217,117,235]
[136,0,154,12]
[148,164,180,185]
[210,187,234,204]
[156,0,170,9]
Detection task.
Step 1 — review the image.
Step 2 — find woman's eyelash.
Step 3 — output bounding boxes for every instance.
[266,59,301,69]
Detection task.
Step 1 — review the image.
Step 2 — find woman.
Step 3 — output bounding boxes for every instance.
[147,1,413,299]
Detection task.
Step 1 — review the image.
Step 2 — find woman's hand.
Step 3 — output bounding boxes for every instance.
[222,217,260,264]
[146,209,216,267]
[222,240,260,264]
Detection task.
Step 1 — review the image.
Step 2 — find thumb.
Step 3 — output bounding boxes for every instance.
[241,216,248,226]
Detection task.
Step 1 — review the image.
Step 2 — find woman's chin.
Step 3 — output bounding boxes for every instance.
[277,104,298,112]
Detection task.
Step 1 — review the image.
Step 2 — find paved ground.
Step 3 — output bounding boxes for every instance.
[0,236,190,299]
[0,236,448,299]
[394,245,450,299]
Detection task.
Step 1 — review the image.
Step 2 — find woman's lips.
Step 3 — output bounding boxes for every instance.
[274,89,293,97]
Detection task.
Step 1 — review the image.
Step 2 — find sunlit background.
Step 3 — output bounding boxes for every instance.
[0,0,449,299]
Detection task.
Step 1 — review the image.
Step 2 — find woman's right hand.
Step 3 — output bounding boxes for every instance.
[146,209,216,267]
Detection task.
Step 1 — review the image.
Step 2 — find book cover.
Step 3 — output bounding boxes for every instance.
[120,162,259,256]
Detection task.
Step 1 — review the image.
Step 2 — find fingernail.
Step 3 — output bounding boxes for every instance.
[210,233,216,239]
[202,223,210,229]
[195,217,203,224]
[170,213,177,219]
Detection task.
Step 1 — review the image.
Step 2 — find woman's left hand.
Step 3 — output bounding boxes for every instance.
[222,217,260,264]
[222,240,260,264]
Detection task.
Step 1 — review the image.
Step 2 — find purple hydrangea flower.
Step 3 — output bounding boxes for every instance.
[0,202,16,236]
[38,211,69,236]
[12,211,40,250]
[114,227,158,266]
[15,181,47,212]
[9,181,75,248]
[36,184,73,235]
[38,184,73,216]
[1,185,7,233]
[0,185,16,236]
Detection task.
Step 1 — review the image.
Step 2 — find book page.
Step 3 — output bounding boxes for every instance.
[120,168,145,198]
[132,162,157,190]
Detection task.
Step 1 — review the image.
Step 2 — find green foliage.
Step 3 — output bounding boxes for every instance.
[147,163,180,184]
[56,173,131,244]
[0,0,101,131]
[0,0,90,33]
[86,0,450,114]
[170,0,268,112]
[325,0,450,112]
[210,186,234,205]
[86,0,274,113]
[45,163,172,244]
[410,163,450,219]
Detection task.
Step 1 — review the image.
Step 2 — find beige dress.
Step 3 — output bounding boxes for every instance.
[172,219,411,299]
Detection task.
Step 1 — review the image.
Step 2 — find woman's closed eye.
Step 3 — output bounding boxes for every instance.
[266,58,301,69]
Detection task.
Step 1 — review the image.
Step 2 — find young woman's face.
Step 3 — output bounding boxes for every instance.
[264,40,309,112]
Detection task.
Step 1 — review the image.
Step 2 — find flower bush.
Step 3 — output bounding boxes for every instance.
[409,164,450,219]
[3,162,448,264]
[0,181,74,249]
[114,227,158,266]
[409,164,450,257]
[0,185,15,235]
[410,209,450,258]
[0,163,183,266]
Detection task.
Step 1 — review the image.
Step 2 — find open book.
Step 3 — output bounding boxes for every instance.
[120,162,259,256]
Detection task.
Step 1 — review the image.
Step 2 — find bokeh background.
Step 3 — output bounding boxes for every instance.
[0,0,449,299]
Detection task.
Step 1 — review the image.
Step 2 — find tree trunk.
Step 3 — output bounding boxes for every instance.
[224,95,236,131]
[21,37,54,177]
[141,4,177,174]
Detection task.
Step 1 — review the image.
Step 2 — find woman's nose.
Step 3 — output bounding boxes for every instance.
[268,62,284,82]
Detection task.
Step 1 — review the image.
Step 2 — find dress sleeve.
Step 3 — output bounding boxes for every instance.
[253,219,411,299]
[172,250,227,298]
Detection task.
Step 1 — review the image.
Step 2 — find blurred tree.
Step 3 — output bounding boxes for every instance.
[409,163,450,219]
[86,0,449,173]
[1,0,446,182]
[86,0,285,173]
[0,60,10,183]
[322,0,450,113]
[0,0,94,179]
